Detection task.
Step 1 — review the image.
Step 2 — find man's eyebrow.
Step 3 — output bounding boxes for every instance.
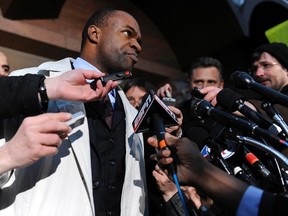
[257,61,273,64]
[1,64,10,70]
[124,25,142,45]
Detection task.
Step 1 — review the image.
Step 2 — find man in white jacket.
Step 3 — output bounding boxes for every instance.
[0,8,148,216]
[1,8,183,216]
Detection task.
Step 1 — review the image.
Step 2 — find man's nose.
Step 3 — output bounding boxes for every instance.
[254,67,265,77]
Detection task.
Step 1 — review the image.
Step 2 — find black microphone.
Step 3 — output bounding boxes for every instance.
[191,87,206,99]
[233,166,258,186]
[230,71,288,107]
[132,90,191,215]
[244,147,278,184]
[205,139,233,175]
[217,88,285,139]
[90,71,132,89]
[133,90,179,171]
[191,99,283,146]
[242,163,258,185]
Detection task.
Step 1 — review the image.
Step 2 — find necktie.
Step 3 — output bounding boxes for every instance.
[102,94,113,128]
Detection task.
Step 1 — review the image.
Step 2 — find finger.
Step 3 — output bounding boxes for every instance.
[40,133,63,147]
[164,133,179,147]
[150,154,158,161]
[80,70,105,79]
[24,112,72,125]
[147,136,158,148]
[31,120,71,136]
[157,156,173,167]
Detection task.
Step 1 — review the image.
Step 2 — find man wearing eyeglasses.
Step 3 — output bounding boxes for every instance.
[248,42,288,156]
[0,51,10,77]
[250,42,288,92]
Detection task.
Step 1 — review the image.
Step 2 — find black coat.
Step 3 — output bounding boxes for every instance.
[0,74,44,118]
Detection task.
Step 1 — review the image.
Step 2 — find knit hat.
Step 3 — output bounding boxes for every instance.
[254,42,288,69]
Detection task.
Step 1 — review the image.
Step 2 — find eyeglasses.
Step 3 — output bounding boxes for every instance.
[249,62,279,74]
[1,65,10,73]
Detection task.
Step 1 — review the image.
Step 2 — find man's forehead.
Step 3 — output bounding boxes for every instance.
[110,11,138,25]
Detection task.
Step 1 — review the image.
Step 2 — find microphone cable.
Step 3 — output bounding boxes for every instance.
[237,135,288,169]
[151,113,190,216]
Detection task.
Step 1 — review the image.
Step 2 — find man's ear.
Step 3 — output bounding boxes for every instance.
[87,25,100,44]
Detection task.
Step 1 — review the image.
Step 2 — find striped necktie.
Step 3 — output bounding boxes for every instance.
[102,94,113,128]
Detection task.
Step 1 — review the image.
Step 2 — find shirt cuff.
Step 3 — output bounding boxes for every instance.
[236,185,264,216]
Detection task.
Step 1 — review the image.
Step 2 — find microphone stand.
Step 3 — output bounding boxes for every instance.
[261,100,288,138]
[237,135,288,192]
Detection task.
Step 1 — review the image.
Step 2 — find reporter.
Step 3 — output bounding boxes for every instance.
[153,164,205,216]
[0,112,72,176]
[1,69,117,118]
[0,69,117,188]
[147,133,288,216]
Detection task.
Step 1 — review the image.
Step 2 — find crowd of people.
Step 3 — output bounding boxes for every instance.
[0,6,288,216]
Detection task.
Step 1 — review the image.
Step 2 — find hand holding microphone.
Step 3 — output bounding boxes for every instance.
[133,90,189,215]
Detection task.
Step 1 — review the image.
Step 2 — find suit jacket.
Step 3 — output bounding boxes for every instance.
[0,58,148,216]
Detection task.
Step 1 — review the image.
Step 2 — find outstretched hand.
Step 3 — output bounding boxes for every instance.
[147,133,205,185]
[45,69,118,102]
[0,112,72,174]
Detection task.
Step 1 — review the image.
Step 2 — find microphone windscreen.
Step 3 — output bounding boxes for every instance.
[230,71,254,89]
[217,88,244,112]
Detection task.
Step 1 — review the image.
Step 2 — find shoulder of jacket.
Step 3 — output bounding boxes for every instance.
[9,58,75,78]
[38,57,75,72]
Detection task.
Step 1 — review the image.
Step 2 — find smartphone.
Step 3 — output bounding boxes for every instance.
[90,71,133,90]
[65,111,85,129]
[162,97,176,106]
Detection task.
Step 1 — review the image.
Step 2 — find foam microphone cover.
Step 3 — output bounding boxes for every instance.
[217,88,244,112]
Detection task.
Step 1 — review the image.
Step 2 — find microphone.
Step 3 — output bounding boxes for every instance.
[133,90,179,134]
[244,147,278,184]
[205,139,233,175]
[217,88,285,139]
[132,90,190,215]
[230,71,288,107]
[191,99,284,146]
[242,163,258,184]
[233,166,258,186]
[90,71,132,89]
[133,90,179,170]
[190,87,206,99]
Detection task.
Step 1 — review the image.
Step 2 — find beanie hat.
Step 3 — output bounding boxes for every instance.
[254,42,288,69]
